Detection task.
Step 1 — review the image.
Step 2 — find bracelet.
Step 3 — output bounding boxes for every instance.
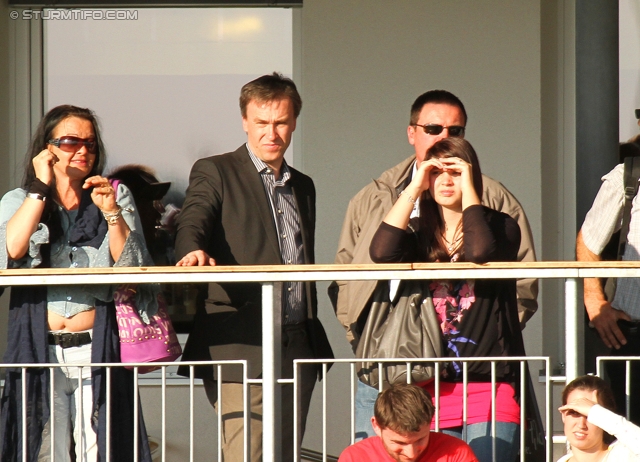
[27,192,47,202]
[399,190,416,204]
[102,206,123,226]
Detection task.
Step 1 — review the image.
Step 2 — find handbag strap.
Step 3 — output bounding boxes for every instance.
[616,156,640,260]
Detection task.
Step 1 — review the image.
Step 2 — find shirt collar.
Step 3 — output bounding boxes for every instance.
[246,143,291,182]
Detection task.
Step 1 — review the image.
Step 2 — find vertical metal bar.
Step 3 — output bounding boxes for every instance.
[243,368,249,462]
[21,367,26,462]
[520,361,526,462]
[161,366,167,462]
[350,363,356,445]
[50,367,55,462]
[217,365,223,462]
[293,362,299,462]
[190,365,194,462]
[322,363,328,462]
[565,278,579,383]
[491,362,496,462]
[133,367,139,462]
[434,362,440,432]
[462,362,468,441]
[626,360,631,420]
[78,367,85,458]
[262,282,281,462]
[106,366,111,462]
[546,357,552,462]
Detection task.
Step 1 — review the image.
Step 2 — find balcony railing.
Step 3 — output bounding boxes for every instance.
[0,261,638,461]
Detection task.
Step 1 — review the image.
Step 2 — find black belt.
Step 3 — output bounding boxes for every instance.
[48,332,92,349]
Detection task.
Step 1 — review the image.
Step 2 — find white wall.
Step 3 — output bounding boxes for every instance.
[619,0,640,141]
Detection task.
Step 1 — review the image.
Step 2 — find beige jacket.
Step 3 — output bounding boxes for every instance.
[329,155,538,350]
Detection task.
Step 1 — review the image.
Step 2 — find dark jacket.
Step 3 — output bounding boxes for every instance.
[175,145,333,381]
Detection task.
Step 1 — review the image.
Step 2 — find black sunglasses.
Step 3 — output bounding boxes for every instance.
[413,123,465,137]
[48,136,97,154]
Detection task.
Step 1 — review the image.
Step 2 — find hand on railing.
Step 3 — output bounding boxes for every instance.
[175,250,216,266]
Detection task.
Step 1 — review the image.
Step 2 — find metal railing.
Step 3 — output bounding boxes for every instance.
[294,356,552,462]
[3,360,247,462]
[0,261,639,461]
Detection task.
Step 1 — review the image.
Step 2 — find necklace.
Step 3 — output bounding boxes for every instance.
[443,220,463,252]
[442,233,463,252]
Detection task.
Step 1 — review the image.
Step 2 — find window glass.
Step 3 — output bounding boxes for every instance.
[45,7,293,205]
[45,8,293,328]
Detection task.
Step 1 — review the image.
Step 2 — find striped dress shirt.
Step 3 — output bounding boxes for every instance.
[247,145,306,324]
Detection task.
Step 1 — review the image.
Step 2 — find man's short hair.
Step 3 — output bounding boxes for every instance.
[410,90,467,126]
[239,72,302,119]
[374,383,435,434]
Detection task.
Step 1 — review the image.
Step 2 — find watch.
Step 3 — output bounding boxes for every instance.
[27,192,47,202]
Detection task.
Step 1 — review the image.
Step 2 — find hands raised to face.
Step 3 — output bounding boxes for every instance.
[32,148,59,186]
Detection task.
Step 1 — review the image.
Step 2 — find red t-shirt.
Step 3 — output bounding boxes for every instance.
[338,432,479,462]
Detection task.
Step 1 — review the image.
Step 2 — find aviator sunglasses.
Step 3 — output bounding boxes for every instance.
[48,136,97,154]
[412,123,465,137]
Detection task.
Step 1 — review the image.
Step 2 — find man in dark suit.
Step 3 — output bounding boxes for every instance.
[175,73,333,461]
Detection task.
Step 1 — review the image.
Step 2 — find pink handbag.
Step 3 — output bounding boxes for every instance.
[114,284,182,373]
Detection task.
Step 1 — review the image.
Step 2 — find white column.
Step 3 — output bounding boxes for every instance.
[565,277,579,383]
[262,282,282,462]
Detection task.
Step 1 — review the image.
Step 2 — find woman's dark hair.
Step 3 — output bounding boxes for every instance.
[562,375,617,445]
[23,105,106,253]
[419,137,483,263]
[22,105,106,188]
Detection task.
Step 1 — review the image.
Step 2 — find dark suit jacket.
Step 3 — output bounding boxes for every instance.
[175,145,333,381]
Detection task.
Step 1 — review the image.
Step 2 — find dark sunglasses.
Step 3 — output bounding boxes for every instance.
[413,123,465,137]
[48,136,97,154]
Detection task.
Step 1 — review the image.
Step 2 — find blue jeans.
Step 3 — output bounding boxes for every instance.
[355,381,379,441]
[441,422,520,462]
[40,338,97,462]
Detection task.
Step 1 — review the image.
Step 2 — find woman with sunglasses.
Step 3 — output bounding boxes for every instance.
[559,375,640,461]
[0,105,152,462]
[369,137,525,461]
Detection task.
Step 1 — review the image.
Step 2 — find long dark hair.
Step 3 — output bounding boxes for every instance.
[562,375,616,445]
[419,137,483,262]
[23,105,106,188]
[23,105,106,252]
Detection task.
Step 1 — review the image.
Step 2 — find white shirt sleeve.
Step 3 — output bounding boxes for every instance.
[581,164,625,255]
[588,404,640,457]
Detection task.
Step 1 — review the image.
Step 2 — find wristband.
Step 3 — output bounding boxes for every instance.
[27,192,47,202]
[28,178,51,198]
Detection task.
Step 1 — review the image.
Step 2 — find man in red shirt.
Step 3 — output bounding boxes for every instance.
[338,383,478,462]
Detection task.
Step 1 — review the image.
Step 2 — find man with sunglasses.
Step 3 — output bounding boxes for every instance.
[174,73,333,461]
[329,89,538,440]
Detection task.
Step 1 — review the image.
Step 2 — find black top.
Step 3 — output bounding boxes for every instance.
[370,205,525,381]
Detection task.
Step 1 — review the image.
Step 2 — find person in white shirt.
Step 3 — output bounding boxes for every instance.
[558,375,640,462]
